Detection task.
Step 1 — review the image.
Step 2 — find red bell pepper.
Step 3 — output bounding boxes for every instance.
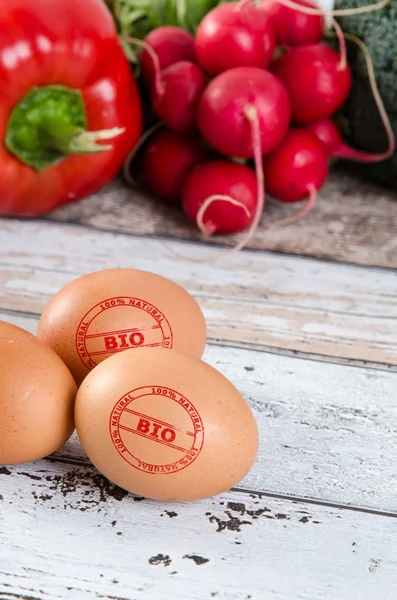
[0,0,142,216]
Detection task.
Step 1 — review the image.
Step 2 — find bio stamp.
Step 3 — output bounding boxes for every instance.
[75,296,173,370]
[109,386,205,474]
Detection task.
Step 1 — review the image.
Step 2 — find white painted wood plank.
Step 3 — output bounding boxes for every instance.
[1,461,397,600]
[1,219,396,366]
[2,311,397,512]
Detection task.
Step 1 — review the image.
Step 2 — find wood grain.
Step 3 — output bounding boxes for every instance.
[2,460,397,600]
[3,310,397,513]
[1,219,396,367]
[46,169,397,268]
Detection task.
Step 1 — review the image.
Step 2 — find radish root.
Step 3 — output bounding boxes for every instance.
[331,18,347,71]
[270,183,317,226]
[196,195,252,236]
[121,36,164,96]
[238,0,391,16]
[225,105,265,255]
[123,122,163,189]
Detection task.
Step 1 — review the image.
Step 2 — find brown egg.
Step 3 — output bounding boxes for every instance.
[75,347,258,502]
[0,321,77,465]
[36,269,207,385]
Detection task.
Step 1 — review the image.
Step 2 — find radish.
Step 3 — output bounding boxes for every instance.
[263,128,328,223]
[271,42,352,124]
[306,119,345,156]
[140,26,196,91]
[260,0,324,46]
[306,119,388,162]
[195,2,276,76]
[196,67,289,251]
[198,67,291,158]
[182,160,257,235]
[141,129,209,205]
[306,31,396,163]
[151,61,207,133]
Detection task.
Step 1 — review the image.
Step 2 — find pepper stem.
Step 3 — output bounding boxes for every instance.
[6,85,125,172]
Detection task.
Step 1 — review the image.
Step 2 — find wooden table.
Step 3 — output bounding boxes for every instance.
[1,169,397,600]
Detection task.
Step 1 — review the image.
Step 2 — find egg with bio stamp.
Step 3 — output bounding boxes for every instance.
[75,347,259,502]
[0,321,76,466]
[36,268,207,385]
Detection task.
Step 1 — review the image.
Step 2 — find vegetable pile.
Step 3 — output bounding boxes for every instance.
[123,0,394,247]
[0,0,393,242]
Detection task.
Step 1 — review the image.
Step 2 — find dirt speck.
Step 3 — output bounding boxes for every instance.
[0,467,11,475]
[183,554,210,566]
[299,516,310,523]
[227,502,246,514]
[369,559,381,574]
[165,511,178,518]
[209,511,252,532]
[149,554,172,567]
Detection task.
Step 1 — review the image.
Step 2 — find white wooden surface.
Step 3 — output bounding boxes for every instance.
[3,462,397,600]
[2,309,397,512]
[1,213,396,600]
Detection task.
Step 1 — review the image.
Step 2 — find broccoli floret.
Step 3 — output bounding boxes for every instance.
[336,0,397,188]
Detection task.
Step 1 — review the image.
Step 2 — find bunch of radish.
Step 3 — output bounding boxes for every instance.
[126,0,394,249]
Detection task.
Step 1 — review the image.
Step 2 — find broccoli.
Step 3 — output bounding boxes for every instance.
[336,0,397,188]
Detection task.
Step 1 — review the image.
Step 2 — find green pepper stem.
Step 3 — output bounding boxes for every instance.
[39,116,125,155]
[5,85,126,172]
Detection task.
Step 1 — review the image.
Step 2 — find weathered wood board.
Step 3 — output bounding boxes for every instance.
[1,219,396,367]
[2,461,397,600]
[46,169,397,268]
[1,191,397,600]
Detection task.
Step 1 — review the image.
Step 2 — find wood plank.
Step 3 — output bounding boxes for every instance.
[2,461,397,600]
[1,219,397,367]
[2,310,397,513]
[46,169,397,269]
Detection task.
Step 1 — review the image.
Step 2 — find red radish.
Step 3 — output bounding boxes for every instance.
[308,119,395,165]
[198,67,291,158]
[140,26,196,90]
[263,128,328,223]
[195,2,276,76]
[306,119,344,155]
[152,61,207,133]
[182,160,257,235]
[260,0,324,46]
[272,43,352,124]
[306,118,386,162]
[141,129,209,205]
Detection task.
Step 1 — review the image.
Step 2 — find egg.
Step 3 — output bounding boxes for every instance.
[37,268,207,385]
[0,321,77,465]
[75,347,258,502]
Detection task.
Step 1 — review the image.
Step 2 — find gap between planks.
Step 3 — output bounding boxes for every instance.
[41,454,397,520]
[1,218,396,368]
[1,306,395,374]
